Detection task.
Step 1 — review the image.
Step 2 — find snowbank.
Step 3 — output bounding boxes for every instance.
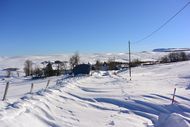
[157,113,190,127]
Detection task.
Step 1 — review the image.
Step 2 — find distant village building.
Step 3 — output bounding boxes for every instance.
[73,64,91,76]
[140,59,158,66]
[3,68,19,77]
[101,62,108,71]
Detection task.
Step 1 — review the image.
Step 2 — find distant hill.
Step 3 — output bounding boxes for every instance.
[153,48,190,52]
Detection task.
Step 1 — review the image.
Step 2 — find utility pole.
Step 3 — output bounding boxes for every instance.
[128,41,132,81]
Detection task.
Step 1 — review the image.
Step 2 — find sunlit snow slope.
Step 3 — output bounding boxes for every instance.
[0,60,189,127]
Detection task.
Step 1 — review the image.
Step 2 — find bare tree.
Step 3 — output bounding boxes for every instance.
[44,62,54,77]
[33,66,43,78]
[54,60,65,76]
[160,56,170,63]
[180,52,188,61]
[95,60,101,70]
[24,60,33,76]
[59,61,68,74]
[69,52,80,69]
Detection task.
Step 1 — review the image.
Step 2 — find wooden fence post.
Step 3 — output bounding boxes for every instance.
[30,83,34,94]
[172,88,176,104]
[2,82,10,101]
[45,80,50,91]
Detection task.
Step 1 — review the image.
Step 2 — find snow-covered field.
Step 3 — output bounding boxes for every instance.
[0,52,168,69]
[0,52,190,127]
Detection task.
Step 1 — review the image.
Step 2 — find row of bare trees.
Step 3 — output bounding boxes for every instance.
[93,58,143,71]
[24,52,80,79]
[160,52,189,63]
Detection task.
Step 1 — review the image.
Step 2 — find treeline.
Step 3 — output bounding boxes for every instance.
[92,60,122,71]
[24,60,67,79]
[160,52,190,63]
[23,51,190,79]
[24,52,80,79]
[93,52,190,71]
[92,58,142,71]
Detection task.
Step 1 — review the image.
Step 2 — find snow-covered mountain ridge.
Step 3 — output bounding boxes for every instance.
[153,48,190,52]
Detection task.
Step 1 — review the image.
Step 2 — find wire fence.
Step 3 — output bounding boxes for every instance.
[0,75,88,102]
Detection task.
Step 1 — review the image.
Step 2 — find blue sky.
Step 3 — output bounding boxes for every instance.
[0,0,190,56]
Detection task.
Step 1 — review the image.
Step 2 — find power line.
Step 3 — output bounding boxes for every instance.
[133,1,190,44]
